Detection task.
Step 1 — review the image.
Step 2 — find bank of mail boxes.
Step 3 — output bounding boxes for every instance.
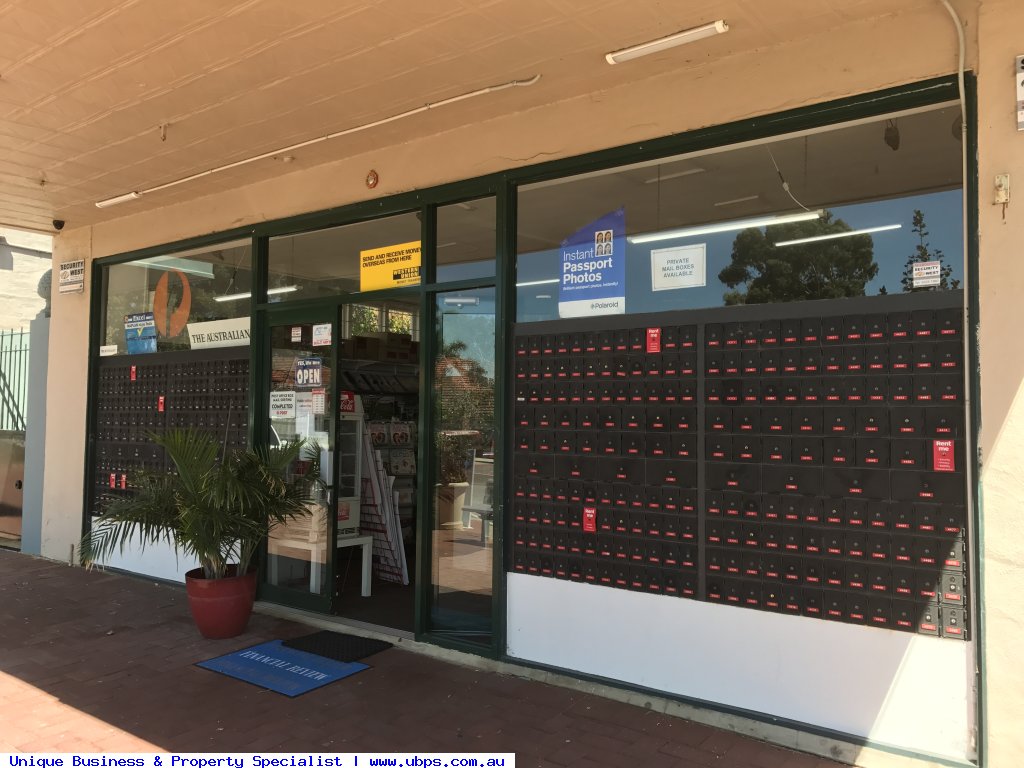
[511,299,969,640]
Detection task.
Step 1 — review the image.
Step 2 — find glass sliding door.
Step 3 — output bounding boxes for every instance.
[262,313,335,611]
[429,287,496,644]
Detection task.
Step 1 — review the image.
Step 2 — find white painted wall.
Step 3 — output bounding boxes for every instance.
[507,574,973,761]
[97,537,196,583]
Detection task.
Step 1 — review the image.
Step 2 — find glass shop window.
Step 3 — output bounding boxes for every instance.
[515,105,964,321]
[99,239,253,355]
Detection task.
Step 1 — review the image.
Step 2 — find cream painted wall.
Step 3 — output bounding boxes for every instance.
[974,1,1024,764]
[41,227,91,560]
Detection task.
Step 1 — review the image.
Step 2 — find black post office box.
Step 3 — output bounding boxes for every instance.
[823,348,844,374]
[824,437,856,466]
[935,308,963,338]
[705,490,725,516]
[578,433,599,455]
[846,532,867,560]
[705,323,724,348]
[555,455,592,480]
[722,350,742,376]
[868,597,892,628]
[762,553,783,580]
[802,378,824,403]
[823,407,856,434]
[760,349,782,376]
[804,317,826,345]
[514,406,533,428]
[646,434,672,458]
[891,439,927,469]
[792,408,822,436]
[865,346,888,373]
[803,497,823,525]
[856,407,889,436]
[940,605,968,638]
[739,551,761,578]
[763,465,822,496]
[782,555,802,580]
[646,406,671,432]
[733,407,760,433]
[824,591,846,621]
[645,354,664,378]
[942,538,966,570]
[596,433,620,456]
[706,351,724,377]
[515,430,535,453]
[863,313,887,340]
[801,348,822,375]
[925,407,964,438]
[803,558,824,586]
[780,319,801,345]
[844,315,867,343]
[793,437,823,464]
[596,331,615,353]
[781,585,804,614]
[647,459,696,486]
[892,536,914,565]
[890,345,914,372]
[891,471,966,504]
[935,374,964,403]
[937,504,967,536]
[845,498,868,527]
[892,599,919,632]
[763,408,792,435]
[781,529,802,554]
[669,406,697,431]
[707,435,731,461]
[778,495,802,524]
[940,571,966,604]
[741,350,761,376]
[867,564,891,594]
[844,378,867,404]
[707,463,761,492]
[911,309,935,339]
[762,524,783,551]
[865,378,888,403]
[706,547,725,574]
[914,569,939,601]
[535,430,555,453]
[867,534,890,562]
[721,379,743,404]
[857,438,890,468]
[763,437,792,463]
[679,352,698,377]
[824,562,845,589]
[892,568,915,598]
[844,346,866,374]
[621,433,645,457]
[762,494,783,521]
[803,527,823,555]
[913,375,937,404]
[576,405,598,429]
[781,351,801,376]
[823,467,890,500]
[890,376,914,403]
[889,312,912,339]
[733,437,760,462]
[759,320,781,346]
[620,405,644,431]
[891,407,925,436]
[741,494,762,520]
[722,549,744,574]
[846,595,869,624]
[822,379,843,403]
[596,405,621,430]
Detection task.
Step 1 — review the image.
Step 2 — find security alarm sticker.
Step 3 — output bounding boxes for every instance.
[295,358,322,388]
[312,323,332,347]
[646,327,662,353]
[933,439,956,472]
[912,261,942,288]
[558,208,626,318]
[58,259,85,294]
[582,506,597,532]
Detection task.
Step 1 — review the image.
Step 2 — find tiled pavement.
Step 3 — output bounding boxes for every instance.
[0,550,846,767]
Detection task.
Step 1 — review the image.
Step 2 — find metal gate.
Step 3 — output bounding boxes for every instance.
[0,328,28,543]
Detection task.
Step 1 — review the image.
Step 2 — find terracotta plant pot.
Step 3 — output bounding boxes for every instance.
[184,566,257,639]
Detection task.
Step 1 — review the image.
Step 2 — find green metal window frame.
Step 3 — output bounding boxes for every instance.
[84,74,982,761]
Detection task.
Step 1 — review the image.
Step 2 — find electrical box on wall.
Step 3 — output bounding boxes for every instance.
[1017,54,1024,131]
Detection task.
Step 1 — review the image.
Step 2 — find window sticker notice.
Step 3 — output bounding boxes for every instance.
[359,240,422,291]
[312,323,332,347]
[650,243,706,291]
[295,358,322,388]
[913,261,941,288]
[271,391,296,418]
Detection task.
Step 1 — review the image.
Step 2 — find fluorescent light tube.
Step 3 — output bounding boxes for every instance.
[214,285,299,303]
[95,191,141,209]
[606,20,729,65]
[628,210,824,245]
[442,296,480,306]
[774,224,902,247]
[644,167,706,184]
[516,278,560,287]
[714,194,760,207]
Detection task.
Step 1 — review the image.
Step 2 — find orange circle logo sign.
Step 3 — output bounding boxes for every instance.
[153,269,192,338]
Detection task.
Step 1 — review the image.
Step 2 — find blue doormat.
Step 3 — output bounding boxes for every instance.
[196,640,368,697]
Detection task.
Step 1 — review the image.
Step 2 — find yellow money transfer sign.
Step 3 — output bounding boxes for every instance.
[359,240,422,291]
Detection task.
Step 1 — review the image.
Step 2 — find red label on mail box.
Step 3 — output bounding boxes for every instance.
[582,506,597,532]
[933,439,955,472]
[646,327,662,353]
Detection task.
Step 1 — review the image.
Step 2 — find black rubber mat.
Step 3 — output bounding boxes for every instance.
[281,630,393,663]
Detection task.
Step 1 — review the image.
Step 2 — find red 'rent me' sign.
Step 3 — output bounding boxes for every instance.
[646,327,662,353]
[583,506,597,532]
[933,439,955,472]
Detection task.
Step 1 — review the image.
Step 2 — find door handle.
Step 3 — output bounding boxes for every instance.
[14,480,23,490]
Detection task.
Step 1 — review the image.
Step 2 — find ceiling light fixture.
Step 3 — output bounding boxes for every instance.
[442,296,480,306]
[774,224,902,248]
[94,75,542,209]
[515,278,560,288]
[95,191,141,208]
[606,20,729,65]
[214,285,299,303]
[643,167,706,184]
[628,210,824,245]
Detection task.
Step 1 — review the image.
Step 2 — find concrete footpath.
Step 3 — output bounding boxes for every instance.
[0,550,846,767]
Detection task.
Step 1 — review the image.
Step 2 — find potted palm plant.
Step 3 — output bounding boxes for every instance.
[81,428,319,639]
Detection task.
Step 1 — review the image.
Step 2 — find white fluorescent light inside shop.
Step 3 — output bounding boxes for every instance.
[774,223,902,247]
[214,286,299,303]
[606,20,729,65]
[628,210,824,245]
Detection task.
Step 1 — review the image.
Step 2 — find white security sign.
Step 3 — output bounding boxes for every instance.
[912,261,941,288]
[58,259,85,294]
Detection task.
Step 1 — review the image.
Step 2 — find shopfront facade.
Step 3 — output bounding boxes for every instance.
[23,1,1024,765]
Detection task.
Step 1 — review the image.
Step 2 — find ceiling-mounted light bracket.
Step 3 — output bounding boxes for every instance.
[606,20,728,65]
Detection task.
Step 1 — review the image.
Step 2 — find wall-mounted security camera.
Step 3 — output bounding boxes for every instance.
[52,219,65,231]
